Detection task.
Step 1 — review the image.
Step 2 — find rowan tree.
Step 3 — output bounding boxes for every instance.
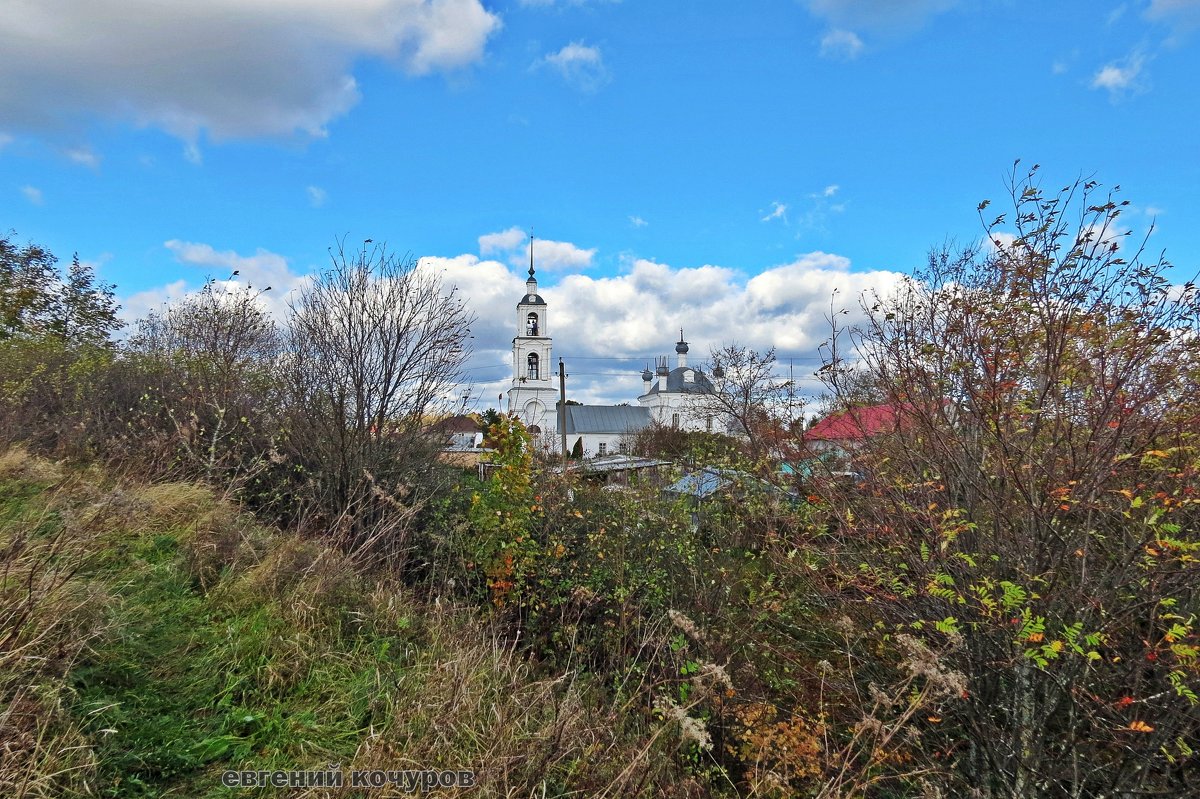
[820,164,1200,796]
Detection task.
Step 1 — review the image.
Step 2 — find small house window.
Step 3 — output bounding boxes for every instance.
[598,442,607,456]
[526,312,539,336]
[618,441,628,455]
[527,353,540,380]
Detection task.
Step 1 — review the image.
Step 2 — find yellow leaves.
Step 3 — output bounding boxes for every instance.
[1144,450,1172,459]
[1027,632,1045,643]
[1128,720,1155,733]
[927,716,942,723]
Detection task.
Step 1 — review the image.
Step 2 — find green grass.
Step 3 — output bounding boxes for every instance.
[2,454,681,798]
[67,514,408,797]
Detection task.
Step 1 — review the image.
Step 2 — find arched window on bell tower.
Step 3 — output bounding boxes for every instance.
[527,352,540,381]
[526,312,539,336]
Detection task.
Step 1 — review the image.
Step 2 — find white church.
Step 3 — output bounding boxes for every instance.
[506,259,725,458]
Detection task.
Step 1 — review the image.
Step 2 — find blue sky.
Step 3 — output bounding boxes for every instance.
[3,0,1199,407]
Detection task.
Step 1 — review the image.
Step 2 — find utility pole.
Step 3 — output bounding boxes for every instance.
[558,357,568,463]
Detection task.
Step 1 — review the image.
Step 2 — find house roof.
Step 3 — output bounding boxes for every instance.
[804,403,907,442]
[557,454,672,474]
[664,467,781,499]
[639,366,716,397]
[432,414,481,435]
[564,404,653,435]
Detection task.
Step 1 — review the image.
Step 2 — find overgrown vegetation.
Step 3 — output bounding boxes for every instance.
[2,166,1198,797]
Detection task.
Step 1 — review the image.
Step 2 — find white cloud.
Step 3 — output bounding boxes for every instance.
[1147,0,1200,25]
[533,239,597,271]
[519,0,617,7]
[0,132,15,151]
[120,279,191,325]
[1091,51,1148,98]
[448,248,903,405]
[540,252,906,404]
[822,184,840,197]
[124,237,907,408]
[820,29,864,60]
[21,185,43,205]
[183,142,203,165]
[761,201,788,223]
[629,215,648,228]
[307,185,328,208]
[479,227,527,255]
[160,239,311,319]
[804,0,957,34]
[479,227,595,272]
[65,146,100,168]
[0,0,501,145]
[538,41,610,91]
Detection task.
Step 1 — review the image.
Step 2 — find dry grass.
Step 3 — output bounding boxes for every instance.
[0,448,64,485]
[1,452,108,797]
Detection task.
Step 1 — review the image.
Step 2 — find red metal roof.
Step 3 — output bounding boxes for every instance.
[804,403,907,442]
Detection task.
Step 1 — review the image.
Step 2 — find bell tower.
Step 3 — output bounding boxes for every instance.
[507,236,558,436]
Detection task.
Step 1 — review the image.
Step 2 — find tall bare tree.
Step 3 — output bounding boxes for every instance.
[703,344,800,466]
[282,240,474,558]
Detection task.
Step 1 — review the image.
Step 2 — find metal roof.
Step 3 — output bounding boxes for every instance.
[563,404,653,434]
[664,467,782,499]
[639,366,716,397]
[555,454,672,474]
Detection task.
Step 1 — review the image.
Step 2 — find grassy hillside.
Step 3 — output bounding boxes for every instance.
[0,450,685,798]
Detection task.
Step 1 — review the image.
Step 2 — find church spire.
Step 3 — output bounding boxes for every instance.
[675,328,689,368]
[526,231,538,295]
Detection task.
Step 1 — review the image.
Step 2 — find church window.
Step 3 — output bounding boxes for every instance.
[527,353,540,380]
[526,312,539,336]
[672,413,680,429]
[706,415,713,432]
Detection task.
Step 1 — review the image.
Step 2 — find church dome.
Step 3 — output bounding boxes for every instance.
[641,367,653,381]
